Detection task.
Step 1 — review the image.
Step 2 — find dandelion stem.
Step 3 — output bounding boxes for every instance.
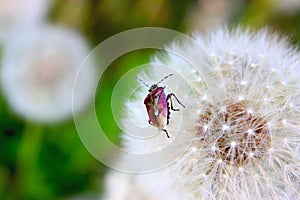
[16,122,48,199]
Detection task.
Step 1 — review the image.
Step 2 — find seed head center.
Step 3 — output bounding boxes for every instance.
[196,101,271,166]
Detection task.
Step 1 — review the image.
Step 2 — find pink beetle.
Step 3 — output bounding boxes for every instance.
[138,74,185,138]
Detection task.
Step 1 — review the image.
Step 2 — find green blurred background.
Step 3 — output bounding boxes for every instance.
[1,0,300,199]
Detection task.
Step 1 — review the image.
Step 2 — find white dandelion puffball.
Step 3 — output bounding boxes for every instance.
[0,25,96,123]
[120,27,300,199]
[0,0,49,40]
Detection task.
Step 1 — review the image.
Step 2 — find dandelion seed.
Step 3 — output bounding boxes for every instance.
[247,129,254,135]
[203,124,209,132]
[238,96,244,101]
[197,109,202,115]
[269,148,273,153]
[250,63,258,68]
[227,61,234,65]
[231,141,237,147]
[211,146,217,152]
[222,124,230,131]
[247,109,253,114]
[249,152,255,158]
[266,84,273,90]
[191,147,198,152]
[283,137,288,144]
[282,119,288,125]
[240,80,247,85]
[220,106,227,113]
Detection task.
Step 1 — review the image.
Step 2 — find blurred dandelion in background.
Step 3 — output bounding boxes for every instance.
[0,25,97,123]
[0,0,49,41]
[186,0,237,32]
[107,27,300,200]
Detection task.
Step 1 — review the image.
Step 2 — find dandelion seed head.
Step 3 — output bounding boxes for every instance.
[0,25,96,123]
[119,27,300,200]
[197,101,271,166]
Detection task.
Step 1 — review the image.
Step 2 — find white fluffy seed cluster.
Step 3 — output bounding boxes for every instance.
[117,27,300,200]
[0,25,96,123]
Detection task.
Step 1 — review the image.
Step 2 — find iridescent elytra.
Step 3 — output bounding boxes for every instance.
[138,74,185,138]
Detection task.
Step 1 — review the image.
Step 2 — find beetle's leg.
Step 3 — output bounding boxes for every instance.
[167,93,185,111]
[162,129,170,138]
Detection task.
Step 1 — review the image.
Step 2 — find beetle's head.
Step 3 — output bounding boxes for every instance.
[148,84,158,92]
[138,74,173,92]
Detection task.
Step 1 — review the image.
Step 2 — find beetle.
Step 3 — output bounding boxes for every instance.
[138,74,185,138]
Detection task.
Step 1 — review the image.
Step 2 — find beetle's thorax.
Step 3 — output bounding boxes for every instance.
[144,86,165,105]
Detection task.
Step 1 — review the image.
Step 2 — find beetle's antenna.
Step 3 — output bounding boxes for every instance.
[157,74,174,85]
[137,77,150,88]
